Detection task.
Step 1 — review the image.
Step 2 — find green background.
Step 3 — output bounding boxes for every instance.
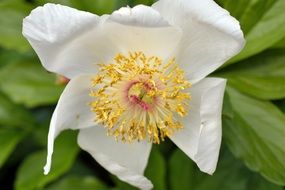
[0,0,285,189]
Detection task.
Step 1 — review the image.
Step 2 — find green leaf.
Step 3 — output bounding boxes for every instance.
[215,0,251,21]
[46,175,109,190]
[193,149,282,190]
[223,87,285,185]
[168,147,282,190]
[246,175,282,190]
[222,91,234,119]
[145,147,166,190]
[15,131,79,190]
[238,0,276,34]
[219,49,285,100]
[226,0,285,64]
[216,0,276,35]
[35,0,73,6]
[227,76,285,100]
[272,36,285,49]
[0,59,64,107]
[276,99,285,114]
[36,0,117,15]
[0,49,27,69]
[0,0,32,52]
[129,0,154,6]
[115,0,129,8]
[193,150,248,190]
[70,0,117,15]
[0,92,35,128]
[113,178,137,190]
[168,149,195,190]
[0,128,25,168]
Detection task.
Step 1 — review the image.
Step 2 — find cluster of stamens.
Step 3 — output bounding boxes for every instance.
[90,52,191,143]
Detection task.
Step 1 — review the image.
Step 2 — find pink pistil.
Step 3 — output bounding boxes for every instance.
[130,95,150,111]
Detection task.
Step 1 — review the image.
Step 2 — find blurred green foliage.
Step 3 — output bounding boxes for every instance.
[0,0,285,189]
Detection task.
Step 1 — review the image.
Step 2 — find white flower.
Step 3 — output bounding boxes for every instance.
[22,0,244,189]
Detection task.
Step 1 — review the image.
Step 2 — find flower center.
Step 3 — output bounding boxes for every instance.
[128,80,156,111]
[90,52,191,143]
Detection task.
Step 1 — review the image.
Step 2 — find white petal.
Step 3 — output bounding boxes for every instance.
[104,4,182,60]
[23,4,118,79]
[78,127,153,190]
[109,5,168,27]
[170,78,226,174]
[44,74,95,174]
[153,0,245,83]
[102,21,182,60]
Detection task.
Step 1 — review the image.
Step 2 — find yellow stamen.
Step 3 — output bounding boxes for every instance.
[90,52,191,144]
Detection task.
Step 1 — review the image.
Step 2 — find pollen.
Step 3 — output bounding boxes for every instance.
[89,52,191,144]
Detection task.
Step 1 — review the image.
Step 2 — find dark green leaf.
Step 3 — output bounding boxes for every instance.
[0,59,64,107]
[36,0,117,15]
[145,147,166,190]
[0,0,32,52]
[227,76,285,100]
[70,0,117,14]
[225,0,285,64]
[194,150,248,190]
[0,49,28,69]
[113,178,137,190]
[219,49,285,100]
[246,175,282,190]
[193,149,282,190]
[272,37,285,48]
[168,149,195,190]
[115,0,129,8]
[35,0,73,6]
[46,175,108,190]
[222,91,234,119]
[215,0,251,21]
[223,87,285,185]
[15,131,79,190]
[0,128,25,168]
[168,147,282,190]
[0,92,35,128]
[276,99,285,113]
[238,0,276,34]
[129,0,154,6]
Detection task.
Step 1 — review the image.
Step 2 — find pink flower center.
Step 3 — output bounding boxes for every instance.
[89,52,191,143]
[127,81,156,111]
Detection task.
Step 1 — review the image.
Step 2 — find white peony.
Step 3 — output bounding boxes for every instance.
[22,0,245,189]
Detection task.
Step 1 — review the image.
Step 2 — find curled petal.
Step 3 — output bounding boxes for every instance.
[170,78,226,174]
[44,74,94,174]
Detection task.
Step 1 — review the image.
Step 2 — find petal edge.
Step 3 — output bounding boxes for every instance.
[78,127,153,190]
[170,78,226,174]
